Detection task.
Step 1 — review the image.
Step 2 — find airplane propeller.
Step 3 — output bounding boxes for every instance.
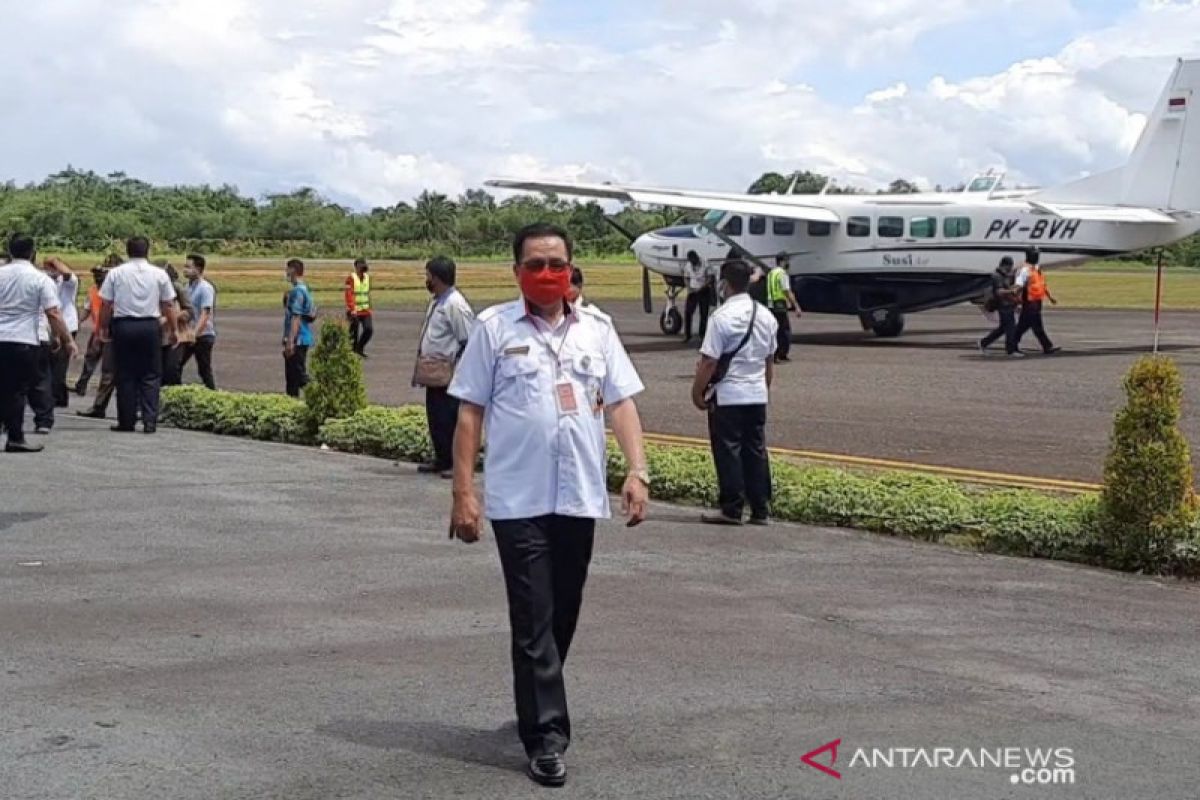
[603,216,654,313]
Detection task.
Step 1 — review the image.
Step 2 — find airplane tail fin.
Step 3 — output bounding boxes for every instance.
[1035,58,1200,212]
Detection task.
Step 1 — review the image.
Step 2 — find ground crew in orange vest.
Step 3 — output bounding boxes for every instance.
[1012,248,1060,356]
[344,258,373,357]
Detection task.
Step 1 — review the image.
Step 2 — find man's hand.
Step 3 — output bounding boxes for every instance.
[691,390,708,412]
[1049,297,1058,306]
[621,475,648,526]
[67,341,80,359]
[450,488,484,543]
[99,328,111,344]
[283,341,295,358]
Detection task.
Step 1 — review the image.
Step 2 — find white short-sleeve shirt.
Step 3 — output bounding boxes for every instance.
[700,292,779,406]
[0,260,59,346]
[99,259,176,318]
[449,299,644,521]
[57,274,79,333]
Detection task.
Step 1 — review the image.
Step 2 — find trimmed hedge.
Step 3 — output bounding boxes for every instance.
[160,386,1200,578]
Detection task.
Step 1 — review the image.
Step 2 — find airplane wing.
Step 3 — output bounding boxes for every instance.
[486,178,842,224]
[1026,200,1177,224]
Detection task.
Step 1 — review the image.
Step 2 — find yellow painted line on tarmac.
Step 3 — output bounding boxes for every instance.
[635,430,1102,495]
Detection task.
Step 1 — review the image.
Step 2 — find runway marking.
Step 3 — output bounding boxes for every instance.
[636,431,1101,494]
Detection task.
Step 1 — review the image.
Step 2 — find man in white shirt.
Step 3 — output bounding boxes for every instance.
[0,235,77,452]
[682,250,713,343]
[43,256,79,407]
[413,256,475,476]
[448,223,650,788]
[691,259,779,525]
[99,237,178,434]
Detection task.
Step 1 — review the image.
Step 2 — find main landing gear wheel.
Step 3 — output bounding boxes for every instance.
[660,307,683,335]
[861,309,905,338]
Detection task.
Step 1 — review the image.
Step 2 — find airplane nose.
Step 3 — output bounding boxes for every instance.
[631,233,653,267]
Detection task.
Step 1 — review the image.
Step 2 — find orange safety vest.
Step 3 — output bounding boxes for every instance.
[1026,267,1047,302]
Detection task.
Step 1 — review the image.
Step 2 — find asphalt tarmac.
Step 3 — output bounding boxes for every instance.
[4,418,1200,799]
[125,300,1200,483]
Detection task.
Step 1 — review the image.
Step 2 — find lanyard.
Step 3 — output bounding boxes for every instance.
[530,314,574,376]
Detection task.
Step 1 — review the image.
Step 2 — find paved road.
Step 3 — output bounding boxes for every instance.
[114,301,1200,482]
[3,418,1200,799]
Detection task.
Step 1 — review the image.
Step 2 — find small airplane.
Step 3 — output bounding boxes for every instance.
[489,57,1200,338]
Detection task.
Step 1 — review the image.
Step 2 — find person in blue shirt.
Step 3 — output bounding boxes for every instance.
[282,258,315,397]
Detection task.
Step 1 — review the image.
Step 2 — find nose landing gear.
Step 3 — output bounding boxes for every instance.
[659,284,684,335]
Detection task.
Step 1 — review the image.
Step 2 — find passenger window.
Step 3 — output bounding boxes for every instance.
[749,216,766,235]
[910,216,937,238]
[773,218,796,236]
[847,216,870,237]
[722,215,743,236]
[807,221,832,237]
[878,216,904,238]
[944,217,971,238]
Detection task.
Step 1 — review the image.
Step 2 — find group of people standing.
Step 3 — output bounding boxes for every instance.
[0,234,219,449]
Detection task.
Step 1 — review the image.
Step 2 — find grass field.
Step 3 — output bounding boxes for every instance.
[53,254,1200,311]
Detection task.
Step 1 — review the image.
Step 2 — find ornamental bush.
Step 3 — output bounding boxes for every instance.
[304,320,368,430]
[1099,356,1198,571]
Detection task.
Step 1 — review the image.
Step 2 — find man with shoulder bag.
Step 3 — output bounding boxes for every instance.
[413,256,475,477]
[691,259,779,526]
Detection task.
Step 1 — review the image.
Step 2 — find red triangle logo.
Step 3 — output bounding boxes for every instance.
[801,738,842,780]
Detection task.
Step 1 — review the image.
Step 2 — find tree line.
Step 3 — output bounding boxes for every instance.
[1,167,1195,266]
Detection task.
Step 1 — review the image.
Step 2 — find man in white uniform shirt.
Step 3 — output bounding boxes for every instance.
[682,250,713,343]
[99,237,178,434]
[0,235,77,452]
[448,223,650,788]
[691,259,779,525]
[414,255,475,477]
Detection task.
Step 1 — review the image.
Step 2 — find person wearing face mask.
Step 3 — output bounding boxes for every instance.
[447,222,650,788]
[412,255,475,477]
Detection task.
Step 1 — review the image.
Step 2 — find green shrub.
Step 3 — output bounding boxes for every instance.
[162,386,314,444]
[1099,356,1198,571]
[974,491,1103,563]
[319,405,433,462]
[304,320,368,429]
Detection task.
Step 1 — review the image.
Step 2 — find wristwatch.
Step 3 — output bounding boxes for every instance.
[627,469,651,487]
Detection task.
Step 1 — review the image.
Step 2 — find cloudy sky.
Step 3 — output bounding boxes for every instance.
[3,0,1199,208]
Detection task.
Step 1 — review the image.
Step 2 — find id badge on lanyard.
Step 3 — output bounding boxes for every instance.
[537,318,578,417]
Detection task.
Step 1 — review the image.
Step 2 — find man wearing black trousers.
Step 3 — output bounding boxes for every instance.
[682,250,712,343]
[414,256,475,477]
[979,256,1021,356]
[1,234,77,453]
[692,259,779,525]
[1012,248,1061,356]
[99,237,178,434]
[448,223,650,788]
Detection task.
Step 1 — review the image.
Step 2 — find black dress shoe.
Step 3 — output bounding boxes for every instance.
[748,516,770,527]
[77,409,105,419]
[527,753,567,787]
[417,463,449,474]
[701,513,743,526]
[143,426,157,434]
[5,441,44,453]
[110,425,136,433]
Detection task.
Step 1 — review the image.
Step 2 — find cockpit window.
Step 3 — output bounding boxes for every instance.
[701,209,726,229]
[721,215,743,236]
[968,176,998,193]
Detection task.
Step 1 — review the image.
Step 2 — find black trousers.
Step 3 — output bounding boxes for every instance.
[773,308,792,360]
[179,336,216,389]
[493,515,596,758]
[1014,302,1054,352]
[284,346,309,397]
[112,318,163,431]
[684,290,711,340]
[707,403,771,520]
[349,315,374,354]
[981,307,1018,353]
[425,386,459,469]
[26,343,55,429]
[0,343,38,444]
[51,332,76,407]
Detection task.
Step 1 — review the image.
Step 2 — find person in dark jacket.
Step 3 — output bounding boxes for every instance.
[978,257,1021,356]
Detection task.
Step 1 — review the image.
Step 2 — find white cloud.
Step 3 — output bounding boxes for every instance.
[1,0,1199,207]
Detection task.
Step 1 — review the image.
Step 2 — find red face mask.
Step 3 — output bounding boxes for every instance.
[519,267,571,307]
